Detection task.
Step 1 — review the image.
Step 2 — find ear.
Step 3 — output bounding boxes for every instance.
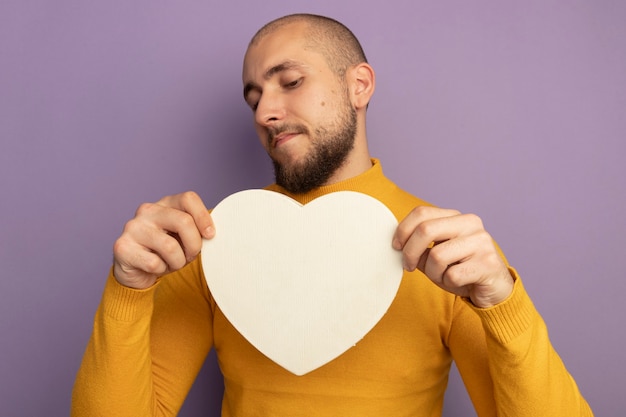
[348,62,375,110]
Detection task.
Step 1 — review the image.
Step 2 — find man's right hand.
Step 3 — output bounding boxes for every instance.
[112,191,215,289]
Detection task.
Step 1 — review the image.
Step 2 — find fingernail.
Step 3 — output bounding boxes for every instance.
[392,239,401,250]
[204,226,215,239]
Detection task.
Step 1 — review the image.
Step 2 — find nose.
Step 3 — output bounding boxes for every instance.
[254,91,286,127]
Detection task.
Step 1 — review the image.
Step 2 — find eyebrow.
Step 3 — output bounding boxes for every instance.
[243,60,306,101]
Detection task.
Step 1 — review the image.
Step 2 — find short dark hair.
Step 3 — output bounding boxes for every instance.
[249,14,368,77]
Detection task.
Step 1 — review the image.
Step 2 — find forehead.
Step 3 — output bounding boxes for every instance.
[242,22,327,82]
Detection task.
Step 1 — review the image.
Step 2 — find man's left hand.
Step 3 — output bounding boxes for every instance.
[392,206,514,308]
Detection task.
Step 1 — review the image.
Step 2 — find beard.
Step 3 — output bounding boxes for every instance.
[269,102,358,194]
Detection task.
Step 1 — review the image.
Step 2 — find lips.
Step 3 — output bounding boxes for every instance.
[272,132,299,148]
[268,124,308,149]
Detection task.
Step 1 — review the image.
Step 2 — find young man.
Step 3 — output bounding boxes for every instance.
[72,14,592,416]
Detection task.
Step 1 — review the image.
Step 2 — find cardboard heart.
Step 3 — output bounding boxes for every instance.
[201,189,403,375]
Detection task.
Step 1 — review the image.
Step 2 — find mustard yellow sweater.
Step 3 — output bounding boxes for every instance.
[71,160,592,416]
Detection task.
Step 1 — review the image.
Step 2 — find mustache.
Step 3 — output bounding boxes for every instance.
[268,124,309,146]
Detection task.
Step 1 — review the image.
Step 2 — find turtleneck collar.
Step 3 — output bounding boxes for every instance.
[264,158,392,205]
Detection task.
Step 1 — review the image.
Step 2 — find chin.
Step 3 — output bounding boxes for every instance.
[271,148,309,167]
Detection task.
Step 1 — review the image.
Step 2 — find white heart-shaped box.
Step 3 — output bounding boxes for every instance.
[201,189,403,376]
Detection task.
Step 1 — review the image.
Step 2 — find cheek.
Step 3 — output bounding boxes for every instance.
[299,98,335,127]
[293,85,331,116]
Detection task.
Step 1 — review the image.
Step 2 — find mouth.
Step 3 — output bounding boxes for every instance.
[272,132,300,148]
[267,123,309,150]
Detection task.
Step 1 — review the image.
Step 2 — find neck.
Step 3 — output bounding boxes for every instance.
[324,148,372,186]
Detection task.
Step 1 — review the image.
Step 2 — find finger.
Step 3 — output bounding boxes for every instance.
[424,231,502,290]
[441,258,480,291]
[158,191,215,239]
[422,237,472,286]
[400,212,486,271]
[393,206,460,250]
[400,217,463,272]
[119,212,188,270]
[133,203,203,264]
[117,239,168,276]
[113,236,168,288]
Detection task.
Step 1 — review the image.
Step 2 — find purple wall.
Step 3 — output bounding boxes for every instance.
[1,1,624,415]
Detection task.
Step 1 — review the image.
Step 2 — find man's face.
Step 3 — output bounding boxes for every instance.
[242,23,357,193]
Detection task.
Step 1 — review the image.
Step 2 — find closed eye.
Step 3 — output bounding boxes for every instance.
[245,94,259,112]
[246,77,304,112]
[285,78,303,89]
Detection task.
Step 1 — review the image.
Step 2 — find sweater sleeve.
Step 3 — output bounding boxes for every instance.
[71,258,214,417]
[451,268,593,417]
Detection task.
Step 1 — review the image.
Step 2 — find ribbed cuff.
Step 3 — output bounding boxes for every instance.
[467,267,535,345]
[101,268,158,322]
